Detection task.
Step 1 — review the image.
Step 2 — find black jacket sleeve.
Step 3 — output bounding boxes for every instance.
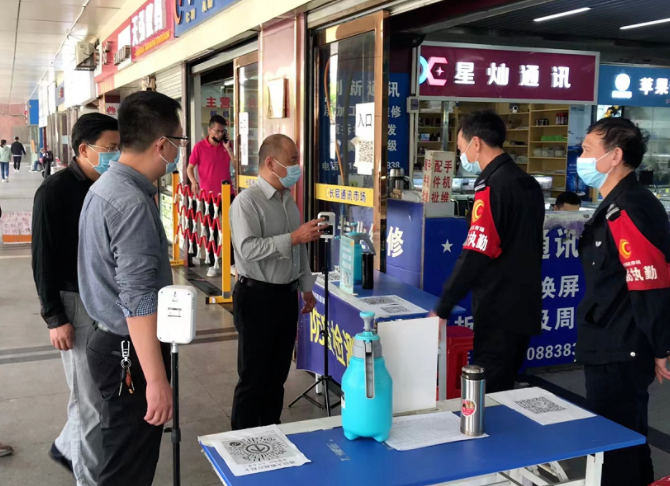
[31,185,68,328]
[607,203,670,359]
[434,184,505,318]
[21,144,25,156]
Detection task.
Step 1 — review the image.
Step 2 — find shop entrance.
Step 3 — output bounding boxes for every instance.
[311,12,389,272]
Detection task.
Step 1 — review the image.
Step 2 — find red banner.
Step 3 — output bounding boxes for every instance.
[419,43,598,103]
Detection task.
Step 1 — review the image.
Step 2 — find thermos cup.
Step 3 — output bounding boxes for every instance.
[460,365,485,436]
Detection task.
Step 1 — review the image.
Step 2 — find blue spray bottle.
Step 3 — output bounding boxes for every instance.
[341,311,393,442]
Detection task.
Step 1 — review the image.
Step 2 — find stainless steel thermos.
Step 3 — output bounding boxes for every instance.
[460,365,485,436]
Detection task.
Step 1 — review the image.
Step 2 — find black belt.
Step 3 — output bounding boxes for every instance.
[238,276,299,292]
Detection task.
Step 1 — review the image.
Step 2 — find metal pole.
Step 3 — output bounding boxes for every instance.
[323,239,331,416]
[171,343,181,486]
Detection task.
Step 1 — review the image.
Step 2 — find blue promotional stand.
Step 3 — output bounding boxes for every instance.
[200,402,644,486]
[386,198,592,369]
[295,270,466,391]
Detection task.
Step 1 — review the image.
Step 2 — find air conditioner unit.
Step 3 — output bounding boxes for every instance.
[75,42,95,71]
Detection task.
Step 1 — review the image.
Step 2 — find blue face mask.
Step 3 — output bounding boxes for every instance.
[459,139,481,175]
[577,151,613,189]
[162,138,181,175]
[273,158,301,188]
[86,145,119,175]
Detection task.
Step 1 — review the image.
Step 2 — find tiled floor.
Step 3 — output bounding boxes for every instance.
[3,168,670,484]
[0,169,335,486]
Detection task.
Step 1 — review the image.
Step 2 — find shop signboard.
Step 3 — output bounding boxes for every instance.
[56,82,65,106]
[174,0,238,37]
[95,0,173,94]
[388,72,410,174]
[387,201,584,369]
[598,64,670,108]
[131,0,174,60]
[418,43,599,103]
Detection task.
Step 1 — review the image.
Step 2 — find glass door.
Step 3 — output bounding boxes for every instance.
[313,12,389,271]
[234,52,260,191]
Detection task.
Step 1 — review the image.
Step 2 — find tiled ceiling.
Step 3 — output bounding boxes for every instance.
[451,0,670,45]
[2,0,126,104]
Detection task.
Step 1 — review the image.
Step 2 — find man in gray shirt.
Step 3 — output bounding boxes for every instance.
[230,134,323,430]
[78,91,186,486]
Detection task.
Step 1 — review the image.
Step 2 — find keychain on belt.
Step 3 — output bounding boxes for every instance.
[119,340,135,396]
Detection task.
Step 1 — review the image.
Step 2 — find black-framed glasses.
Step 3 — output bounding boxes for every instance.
[165,136,190,148]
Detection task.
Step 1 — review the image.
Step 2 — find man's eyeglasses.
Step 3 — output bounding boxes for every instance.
[165,136,190,148]
[88,144,119,152]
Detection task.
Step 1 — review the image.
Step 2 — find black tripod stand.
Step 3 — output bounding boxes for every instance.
[164,343,182,486]
[289,238,341,415]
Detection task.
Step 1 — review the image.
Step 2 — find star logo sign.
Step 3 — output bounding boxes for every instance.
[442,240,453,253]
[419,56,448,86]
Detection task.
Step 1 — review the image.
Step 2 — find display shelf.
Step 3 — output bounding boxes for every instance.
[529,156,567,160]
[500,112,530,115]
[505,145,528,148]
[530,125,568,128]
[531,108,570,113]
[507,128,529,132]
[419,141,443,144]
[530,141,568,144]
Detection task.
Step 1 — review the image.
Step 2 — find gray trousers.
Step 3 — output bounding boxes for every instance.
[54,291,103,486]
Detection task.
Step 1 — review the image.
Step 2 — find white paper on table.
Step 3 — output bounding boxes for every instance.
[385,412,487,451]
[358,295,427,318]
[489,387,594,426]
[201,425,310,476]
[378,317,438,414]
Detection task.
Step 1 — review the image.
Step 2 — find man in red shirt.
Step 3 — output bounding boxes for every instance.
[187,115,235,277]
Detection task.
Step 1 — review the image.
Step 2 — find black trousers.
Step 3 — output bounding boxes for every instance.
[473,327,530,393]
[584,341,656,486]
[231,281,299,430]
[87,327,171,486]
[13,156,21,170]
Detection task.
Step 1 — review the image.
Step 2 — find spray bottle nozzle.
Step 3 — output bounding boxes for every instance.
[360,311,375,332]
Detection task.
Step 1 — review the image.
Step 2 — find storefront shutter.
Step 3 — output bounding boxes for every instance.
[156,66,183,100]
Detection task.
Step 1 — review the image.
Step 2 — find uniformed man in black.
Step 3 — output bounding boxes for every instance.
[431,111,545,393]
[576,117,670,486]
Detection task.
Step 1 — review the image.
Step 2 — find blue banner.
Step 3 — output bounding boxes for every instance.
[388,73,410,174]
[385,200,423,287]
[296,287,366,383]
[174,0,238,37]
[598,64,670,108]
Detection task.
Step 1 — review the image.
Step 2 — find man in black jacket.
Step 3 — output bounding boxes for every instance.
[11,136,26,172]
[577,118,670,486]
[32,113,119,484]
[431,111,545,393]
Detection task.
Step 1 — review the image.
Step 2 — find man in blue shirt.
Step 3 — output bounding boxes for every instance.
[79,91,187,486]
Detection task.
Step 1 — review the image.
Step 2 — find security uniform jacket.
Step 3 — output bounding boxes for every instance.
[435,153,545,336]
[577,172,670,365]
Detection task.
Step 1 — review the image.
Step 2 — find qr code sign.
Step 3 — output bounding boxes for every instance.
[360,297,396,305]
[222,433,297,465]
[381,305,410,314]
[514,397,566,414]
[357,140,374,164]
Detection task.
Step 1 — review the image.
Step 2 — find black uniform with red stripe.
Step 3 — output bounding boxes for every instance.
[435,153,545,393]
[577,172,670,486]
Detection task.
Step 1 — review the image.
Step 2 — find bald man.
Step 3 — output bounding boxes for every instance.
[229,134,323,430]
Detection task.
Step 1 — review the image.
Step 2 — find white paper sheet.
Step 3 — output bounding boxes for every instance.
[489,387,594,426]
[358,295,427,318]
[378,317,438,414]
[385,412,487,451]
[204,425,310,476]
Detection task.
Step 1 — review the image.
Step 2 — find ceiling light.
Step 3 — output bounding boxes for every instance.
[621,18,670,30]
[534,7,591,22]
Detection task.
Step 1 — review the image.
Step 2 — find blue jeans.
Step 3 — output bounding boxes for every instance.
[0,162,8,179]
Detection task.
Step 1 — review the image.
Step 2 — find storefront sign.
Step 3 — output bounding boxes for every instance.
[419,43,599,103]
[315,183,374,208]
[598,64,670,107]
[160,193,174,243]
[238,175,257,189]
[388,72,410,174]
[174,0,238,37]
[239,111,249,166]
[95,0,173,94]
[132,0,173,60]
[56,82,65,106]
